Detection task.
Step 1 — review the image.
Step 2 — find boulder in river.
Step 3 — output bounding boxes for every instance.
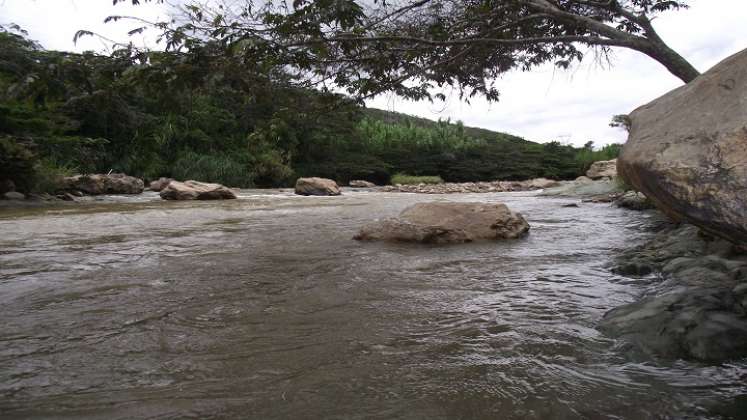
[523,178,560,189]
[3,191,25,200]
[618,49,747,246]
[586,159,617,180]
[295,177,341,196]
[354,202,529,244]
[349,180,376,188]
[149,177,173,192]
[159,180,237,200]
[615,191,655,211]
[64,173,144,195]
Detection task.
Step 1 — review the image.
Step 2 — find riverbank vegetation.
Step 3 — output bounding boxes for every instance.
[0,28,620,193]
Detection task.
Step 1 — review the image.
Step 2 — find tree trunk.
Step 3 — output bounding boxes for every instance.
[639,40,701,84]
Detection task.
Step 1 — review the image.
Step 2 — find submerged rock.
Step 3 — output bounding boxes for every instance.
[586,159,617,180]
[159,180,237,200]
[295,177,341,196]
[354,202,529,244]
[615,191,655,211]
[3,191,25,200]
[349,180,376,188]
[603,224,747,362]
[149,177,173,192]
[64,173,144,195]
[619,48,747,246]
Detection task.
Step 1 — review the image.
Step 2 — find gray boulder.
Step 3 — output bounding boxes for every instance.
[295,177,341,196]
[64,173,144,195]
[619,48,747,246]
[586,159,617,180]
[349,180,376,188]
[615,191,655,211]
[3,191,25,200]
[354,202,529,244]
[159,180,237,200]
[149,177,173,192]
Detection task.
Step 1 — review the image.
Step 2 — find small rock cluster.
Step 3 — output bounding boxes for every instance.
[380,178,559,194]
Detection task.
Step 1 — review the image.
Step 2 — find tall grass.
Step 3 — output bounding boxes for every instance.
[172,151,253,188]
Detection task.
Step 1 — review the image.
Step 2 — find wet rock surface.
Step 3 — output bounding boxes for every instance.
[615,191,655,211]
[149,177,174,192]
[2,191,25,200]
[64,173,144,195]
[602,224,747,361]
[295,177,342,196]
[354,202,529,244]
[381,178,559,194]
[349,180,376,188]
[159,180,237,200]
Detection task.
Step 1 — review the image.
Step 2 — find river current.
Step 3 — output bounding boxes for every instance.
[1,190,746,419]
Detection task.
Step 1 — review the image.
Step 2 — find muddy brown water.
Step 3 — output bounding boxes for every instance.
[1,190,746,419]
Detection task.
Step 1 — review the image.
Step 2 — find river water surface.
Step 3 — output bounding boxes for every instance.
[1,190,746,419]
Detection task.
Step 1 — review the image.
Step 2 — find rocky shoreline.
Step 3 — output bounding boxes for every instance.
[602,223,747,362]
[379,178,560,194]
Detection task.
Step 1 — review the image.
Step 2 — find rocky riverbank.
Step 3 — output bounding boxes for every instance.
[602,223,747,362]
[379,178,559,194]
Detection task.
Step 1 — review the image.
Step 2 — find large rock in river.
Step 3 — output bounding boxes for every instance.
[349,180,376,188]
[160,180,237,200]
[149,177,173,192]
[295,177,341,196]
[586,159,617,180]
[65,173,144,195]
[618,49,747,245]
[354,202,529,244]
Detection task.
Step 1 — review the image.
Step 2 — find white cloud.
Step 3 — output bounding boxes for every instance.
[2,0,746,147]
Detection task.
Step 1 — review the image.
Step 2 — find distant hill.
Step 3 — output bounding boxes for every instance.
[363,107,534,145]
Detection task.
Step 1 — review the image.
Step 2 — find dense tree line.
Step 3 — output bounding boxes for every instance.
[0,28,619,193]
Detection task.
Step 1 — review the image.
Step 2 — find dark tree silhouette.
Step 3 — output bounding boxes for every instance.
[102,0,699,101]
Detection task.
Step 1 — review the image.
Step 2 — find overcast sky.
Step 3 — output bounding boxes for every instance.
[2,0,746,146]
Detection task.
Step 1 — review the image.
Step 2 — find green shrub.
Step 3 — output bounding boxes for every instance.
[172,150,254,188]
[0,136,37,192]
[390,173,444,185]
[33,158,76,193]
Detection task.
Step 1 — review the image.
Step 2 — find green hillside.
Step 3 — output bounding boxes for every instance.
[0,28,620,192]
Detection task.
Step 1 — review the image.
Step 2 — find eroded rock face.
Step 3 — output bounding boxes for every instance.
[64,173,144,195]
[295,177,341,196]
[159,180,237,200]
[354,202,529,244]
[149,177,173,192]
[619,49,747,246]
[586,159,617,180]
[349,180,376,188]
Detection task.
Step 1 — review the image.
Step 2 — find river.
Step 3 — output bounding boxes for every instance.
[1,190,745,419]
